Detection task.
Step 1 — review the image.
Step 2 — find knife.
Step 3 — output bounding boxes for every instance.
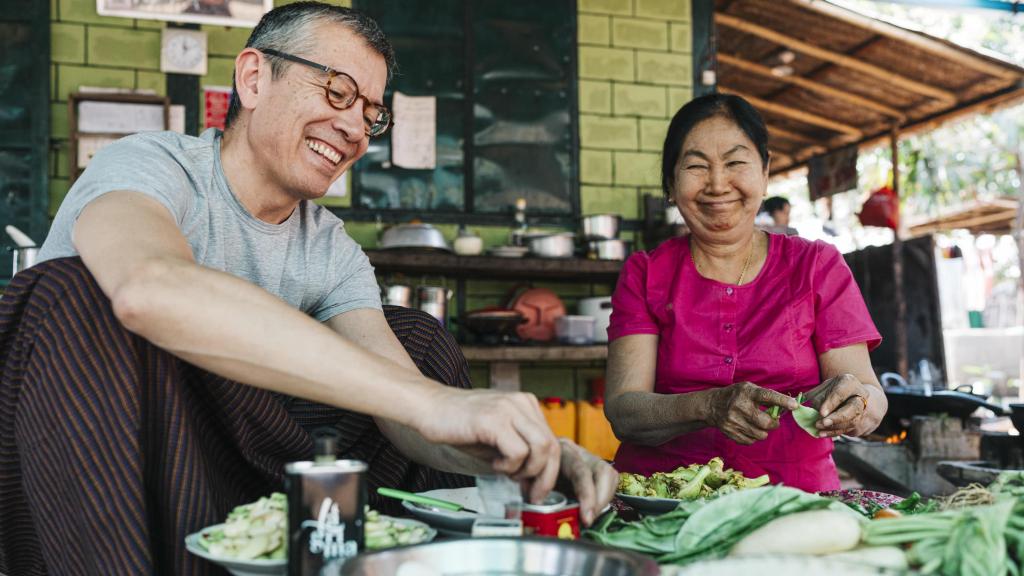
[376,487,479,514]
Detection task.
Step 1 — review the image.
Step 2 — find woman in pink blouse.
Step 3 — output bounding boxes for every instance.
[605,94,887,492]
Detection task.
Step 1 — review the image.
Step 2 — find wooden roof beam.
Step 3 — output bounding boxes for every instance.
[790,0,1021,82]
[768,125,817,144]
[717,52,906,120]
[715,12,957,104]
[719,87,863,138]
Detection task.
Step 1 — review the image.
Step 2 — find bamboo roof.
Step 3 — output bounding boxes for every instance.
[714,0,1024,176]
[908,198,1020,236]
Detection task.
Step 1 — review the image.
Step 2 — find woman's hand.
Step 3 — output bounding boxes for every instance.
[556,438,618,526]
[706,382,799,445]
[803,373,875,437]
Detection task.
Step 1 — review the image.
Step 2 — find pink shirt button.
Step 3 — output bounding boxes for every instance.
[724,356,733,364]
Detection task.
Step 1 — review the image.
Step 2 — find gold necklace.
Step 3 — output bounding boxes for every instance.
[691,233,757,285]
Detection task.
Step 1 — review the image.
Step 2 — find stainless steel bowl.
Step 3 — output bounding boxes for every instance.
[587,239,631,261]
[339,536,660,576]
[527,232,575,258]
[580,214,621,240]
[379,223,452,251]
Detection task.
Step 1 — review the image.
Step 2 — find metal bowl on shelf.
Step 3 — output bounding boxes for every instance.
[340,536,659,576]
[379,223,452,252]
[587,239,631,261]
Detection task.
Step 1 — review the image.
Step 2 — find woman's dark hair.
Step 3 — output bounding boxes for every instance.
[762,196,790,215]
[224,1,395,129]
[661,93,769,198]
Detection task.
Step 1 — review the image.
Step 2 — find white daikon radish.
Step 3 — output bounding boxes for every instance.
[729,509,862,556]
[825,546,908,569]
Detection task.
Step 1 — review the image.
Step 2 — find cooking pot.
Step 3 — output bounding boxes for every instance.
[417,285,452,325]
[379,223,451,252]
[527,232,575,258]
[1010,404,1024,436]
[580,214,620,240]
[462,308,526,339]
[578,296,612,343]
[382,284,413,308]
[10,246,38,276]
[587,239,630,261]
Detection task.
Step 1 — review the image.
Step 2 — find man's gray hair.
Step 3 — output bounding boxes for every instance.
[224,1,395,129]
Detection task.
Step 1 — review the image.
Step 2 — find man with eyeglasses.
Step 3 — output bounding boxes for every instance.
[4,2,615,573]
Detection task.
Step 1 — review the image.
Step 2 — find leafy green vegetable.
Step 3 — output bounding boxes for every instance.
[589,486,856,565]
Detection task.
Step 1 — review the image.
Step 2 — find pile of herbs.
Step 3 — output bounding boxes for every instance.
[585,485,851,565]
[861,471,1024,576]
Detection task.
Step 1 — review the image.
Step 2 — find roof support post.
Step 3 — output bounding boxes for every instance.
[891,126,909,380]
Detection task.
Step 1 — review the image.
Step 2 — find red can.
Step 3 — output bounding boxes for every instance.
[520,491,580,539]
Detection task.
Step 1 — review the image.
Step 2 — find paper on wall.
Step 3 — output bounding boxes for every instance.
[78,101,166,133]
[169,105,186,134]
[326,173,348,198]
[77,135,120,168]
[390,91,436,170]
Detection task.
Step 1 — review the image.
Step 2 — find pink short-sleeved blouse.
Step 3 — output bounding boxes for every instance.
[608,233,881,492]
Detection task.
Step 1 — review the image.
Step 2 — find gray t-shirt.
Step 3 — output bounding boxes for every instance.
[40,129,381,321]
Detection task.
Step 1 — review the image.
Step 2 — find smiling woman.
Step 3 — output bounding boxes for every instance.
[602,94,888,493]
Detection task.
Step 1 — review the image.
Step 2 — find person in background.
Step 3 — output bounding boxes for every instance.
[1,3,614,574]
[759,195,798,235]
[604,93,887,493]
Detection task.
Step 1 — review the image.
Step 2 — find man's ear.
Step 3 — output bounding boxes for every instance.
[234,48,264,112]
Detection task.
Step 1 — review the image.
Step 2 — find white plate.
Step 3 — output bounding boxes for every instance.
[185,516,437,574]
[615,492,686,515]
[366,516,438,549]
[184,524,285,576]
[488,246,529,258]
[400,487,483,533]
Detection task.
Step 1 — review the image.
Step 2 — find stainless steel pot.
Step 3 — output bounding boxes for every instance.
[10,247,38,276]
[587,239,630,261]
[527,232,575,258]
[340,536,660,575]
[383,284,413,308]
[417,285,452,325]
[580,214,620,240]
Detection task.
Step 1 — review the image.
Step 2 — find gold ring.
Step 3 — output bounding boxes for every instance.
[852,394,868,411]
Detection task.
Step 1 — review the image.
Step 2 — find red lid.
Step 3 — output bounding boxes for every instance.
[542,396,565,407]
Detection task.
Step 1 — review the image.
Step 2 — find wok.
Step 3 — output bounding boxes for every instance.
[461,308,525,338]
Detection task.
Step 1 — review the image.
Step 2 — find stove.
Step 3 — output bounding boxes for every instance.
[833,415,980,496]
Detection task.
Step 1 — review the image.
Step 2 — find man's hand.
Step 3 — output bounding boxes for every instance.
[804,373,874,437]
[556,439,617,526]
[705,382,798,445]
[411,387,560,504]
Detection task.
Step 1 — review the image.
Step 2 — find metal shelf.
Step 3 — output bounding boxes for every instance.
[462,345,607,362]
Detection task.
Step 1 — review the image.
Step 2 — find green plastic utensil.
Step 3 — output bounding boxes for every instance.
[376,487,479,514]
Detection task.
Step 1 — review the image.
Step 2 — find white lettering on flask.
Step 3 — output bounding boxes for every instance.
[303,497,358,560]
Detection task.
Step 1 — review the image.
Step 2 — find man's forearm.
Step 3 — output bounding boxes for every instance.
[376,418,492,475]
[111,257,439,427]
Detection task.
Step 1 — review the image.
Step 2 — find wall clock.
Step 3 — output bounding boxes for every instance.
[161,28,208,76]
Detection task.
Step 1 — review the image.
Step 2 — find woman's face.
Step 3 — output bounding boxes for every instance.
[670,115,769,244]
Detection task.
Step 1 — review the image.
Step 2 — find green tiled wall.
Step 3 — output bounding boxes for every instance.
[47,0,693,397]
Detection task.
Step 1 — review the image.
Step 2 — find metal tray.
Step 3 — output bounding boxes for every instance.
[339,536,660,576]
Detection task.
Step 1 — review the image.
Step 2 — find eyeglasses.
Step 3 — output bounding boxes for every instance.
[258,48,392,138]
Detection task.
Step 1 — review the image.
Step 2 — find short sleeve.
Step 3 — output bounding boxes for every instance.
[66,133,193,225]
[812,242,882,353]
[311,230,382,322]
[607,251,659,341]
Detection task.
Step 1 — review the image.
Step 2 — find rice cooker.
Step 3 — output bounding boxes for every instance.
[578,296,612,343]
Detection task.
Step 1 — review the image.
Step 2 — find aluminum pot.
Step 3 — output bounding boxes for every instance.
[580,214,620,240]
[527,232,575,258]
[10,247,38,276]
[339,536,660,576]
[382,284,413,308]
[417,285,452,325]
[587,239,631,261]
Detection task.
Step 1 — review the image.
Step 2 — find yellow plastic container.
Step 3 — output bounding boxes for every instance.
[577,399,619,462]
[539,397,577,441]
